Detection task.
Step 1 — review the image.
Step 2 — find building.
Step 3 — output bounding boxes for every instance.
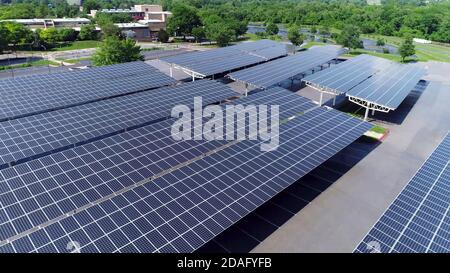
[90,5,171,22]
[134,5,172,22]
[116,23,152,40]
[90,8,146,20]
[0,5,170,41]
[0,18,91,29]
[91,5,172,41]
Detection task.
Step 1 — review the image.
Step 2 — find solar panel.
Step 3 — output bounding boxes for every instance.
[355,132,450,253]
[184,54,265,77]
[0,63,176,121]
[161,40,288,77]
[0,80,237,169]
[346,65,426,110]
[0,62,158,95]
[302,54,393,93]
[229,45,344,89]
[0,107,372,253]
[248,45,288,60]
[0,88,317,252]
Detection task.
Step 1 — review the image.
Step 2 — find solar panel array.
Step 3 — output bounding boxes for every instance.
[302,54,392,93]
[302,54,426,110]
[0,106,371,253]
[0,80,237,170]
[0,62,176,121]
[355,132,450,253]
[0,88,321,253]
[346,65,426,110]
[228,45,344,89]
[0,62,161,94]
[160,40,288,76]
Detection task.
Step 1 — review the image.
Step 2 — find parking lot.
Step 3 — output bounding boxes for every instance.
[197,61,450,253]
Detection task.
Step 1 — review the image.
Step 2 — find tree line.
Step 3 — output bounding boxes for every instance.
[1,1,449,43]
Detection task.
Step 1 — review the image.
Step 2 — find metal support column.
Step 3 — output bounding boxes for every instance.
[192,72,195,82]
[333,96,336,106]
[245,83,248,97]
[319,92,324,106]
[364,106,369,121]
[169,65,173,77]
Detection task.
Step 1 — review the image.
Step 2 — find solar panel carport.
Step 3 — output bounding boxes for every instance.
[0,80,237,170]
[160,40,288,80]
[228,45,345,91]
[346,64,426,119]
[0,62,176,121]
[0,85,373,253]
[355,132,450,253]
[302,54,426,120]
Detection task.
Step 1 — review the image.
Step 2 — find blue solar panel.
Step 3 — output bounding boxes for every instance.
[345,65,426,110]
[302,54,393,93]
[161,40,288,77]
[0,80,237,169]
[0,107,371,253]
[0,61,158,95]
[229,45,344,89]
[0,62,176,121]
[185,54,264,77]
[355,132,450,253]
[0,88,317,252]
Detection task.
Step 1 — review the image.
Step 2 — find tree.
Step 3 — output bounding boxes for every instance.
[205,22,235,47]
[318,26,330,35]
[191,27,205,43]
[0,24,9,53]
[266,22,279,36]
[0,4,35,19]
[336,25,363,50]
[311,25,317,34]
[167,4,201,38]
[79,24,97,40]
[287,26,304,47]
[59,28,77,42]
[4,22,32,49]
[399,36,415,62]
[100,22,121,38]
[92,36,143,66]
[228,19,248,37]
[255,31,267,38]
[376,38,385,46]
[158,29,169,43]
[83,0,101,14]
[96,12,133,24]
[54,0,79,18]
[39,28,61,47]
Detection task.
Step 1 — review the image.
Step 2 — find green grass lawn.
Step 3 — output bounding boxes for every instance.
[0,59,59,70]
[362,34,450,63]
[343,49,406,62]
[141,47,164,51]
[243,33,283,42]
[53,40,102,51]
[302,41,327,49]
[338,102,388,137]
[61,57,91,64]
[370,125,388,134]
